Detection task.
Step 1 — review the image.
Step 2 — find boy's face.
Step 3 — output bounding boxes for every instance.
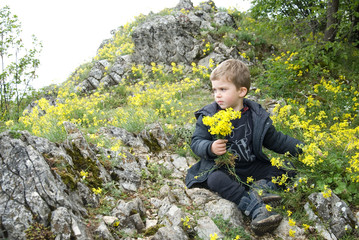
[211,78,247,111]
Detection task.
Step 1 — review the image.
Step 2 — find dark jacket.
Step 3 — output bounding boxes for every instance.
[185,98,303,188]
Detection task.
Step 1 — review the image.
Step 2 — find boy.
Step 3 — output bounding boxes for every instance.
[185,59,303,235]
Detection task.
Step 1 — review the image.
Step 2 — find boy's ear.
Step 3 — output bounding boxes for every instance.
[238,87,248,97]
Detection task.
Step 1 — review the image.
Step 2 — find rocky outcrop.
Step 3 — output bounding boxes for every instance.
[1,122,358,239]
[131,0,237,65]
[77,56,131,92]
[77,0,242,93]
[131,13,202,65]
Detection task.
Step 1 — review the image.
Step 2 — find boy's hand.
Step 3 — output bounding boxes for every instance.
[211,139,228,156]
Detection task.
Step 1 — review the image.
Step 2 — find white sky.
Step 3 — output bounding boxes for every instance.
[1,0,251,89]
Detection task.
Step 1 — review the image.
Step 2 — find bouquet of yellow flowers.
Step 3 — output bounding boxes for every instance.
[202,108,241,168]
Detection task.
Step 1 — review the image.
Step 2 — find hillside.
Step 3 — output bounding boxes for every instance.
[1,0,359,239]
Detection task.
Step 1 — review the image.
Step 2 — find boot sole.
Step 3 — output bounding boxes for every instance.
[262,195,282,207]
[251,214,282,235]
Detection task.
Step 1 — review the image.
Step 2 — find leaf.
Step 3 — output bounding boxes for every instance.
[333,181,346,194]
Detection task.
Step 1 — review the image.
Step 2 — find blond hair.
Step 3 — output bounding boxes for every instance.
[210,59,251,92]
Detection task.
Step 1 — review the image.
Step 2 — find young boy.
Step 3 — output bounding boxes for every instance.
[185,59,303,235]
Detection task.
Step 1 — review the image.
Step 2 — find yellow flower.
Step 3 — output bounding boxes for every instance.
[322,185,332,198]
[181,216,191,229]
[246,176,254,184]
[202,108,241,138]
[92,187,102,195]
[5,120,14,128]
[80,170,88,178]
[302,224,310,231]
[289,229,296,237]
[257,189,264,196]
[270,157,283,168]
[288,218,296,226]
[265,204,272,212]
[210,233,218,240]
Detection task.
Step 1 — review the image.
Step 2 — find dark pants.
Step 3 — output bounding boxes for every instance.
[206,160,290,205]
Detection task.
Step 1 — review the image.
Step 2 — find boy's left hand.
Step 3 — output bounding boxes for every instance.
[211,139,228,156]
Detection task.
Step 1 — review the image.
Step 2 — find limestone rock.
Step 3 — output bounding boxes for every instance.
[306,191,358,239]
[195,216,224,240]
[204,198,244,227]
[153,225,189,240]
[0,131,90,239]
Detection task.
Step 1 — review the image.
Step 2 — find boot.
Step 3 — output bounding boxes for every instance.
[238,190,282,235]
[252,179,282,206]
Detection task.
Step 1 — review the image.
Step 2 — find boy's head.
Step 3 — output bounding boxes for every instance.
[210,59,251,95]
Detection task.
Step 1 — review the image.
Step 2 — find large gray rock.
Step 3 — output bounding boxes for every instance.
[131,13,203,65]
[306,191,358,239]
[0,131,91,239]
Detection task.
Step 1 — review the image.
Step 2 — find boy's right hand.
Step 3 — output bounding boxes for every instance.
[211,139,228,156]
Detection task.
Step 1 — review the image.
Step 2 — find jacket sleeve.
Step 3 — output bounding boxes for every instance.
[263,124,303,157]
[190,115,217,160]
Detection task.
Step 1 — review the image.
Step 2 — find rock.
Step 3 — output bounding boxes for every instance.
[131,13,202,65]
[198,0,217,13]
[165,205,185,227]
[195,216,224,240]
[111,197,146,233]
[198,52,226,68]
[103,216,119,225]
[171,154,189,172]
[0,131,90,239]
[110,150,143,191]
[214,11,235,27]
[139,122,169,152]
[51,207,73,240]
[204,198,244,227]
[175,0,194,10]
[145,219,158,230]
[304,202,337,240]
[130,213,146,232]
[274,218,306,240]
[94,220,115,240]
[186,187,219,206]
[305,191,358,239]
[63,121,111,183]
[77,60,111,92]
[153,225,189,240]
[99,126,149,152]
